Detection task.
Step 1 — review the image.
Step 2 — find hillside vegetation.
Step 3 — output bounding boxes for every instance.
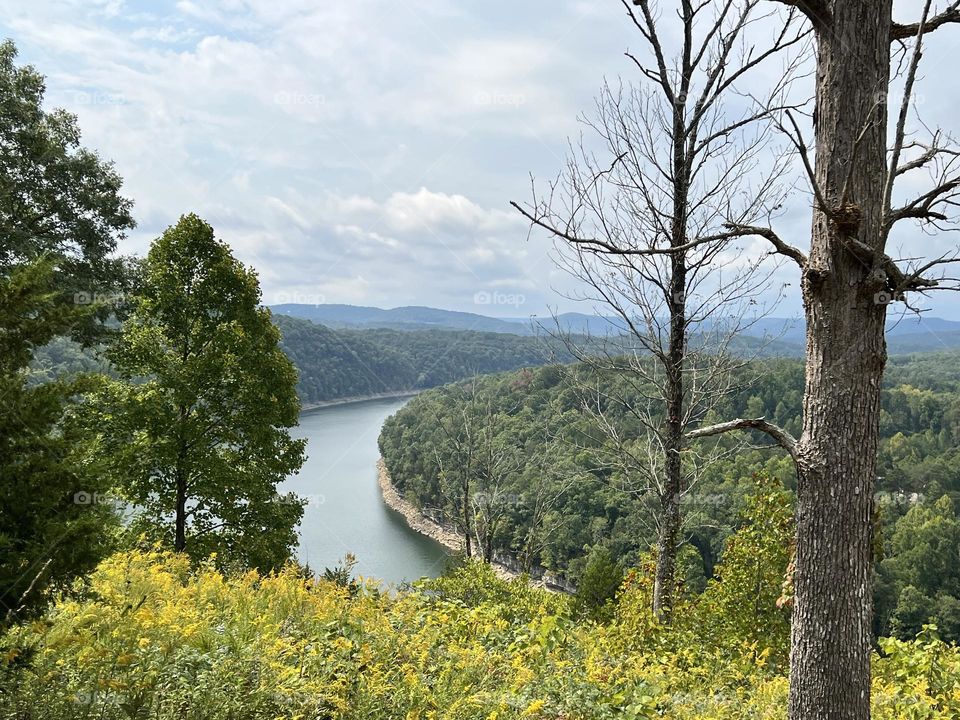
[274,315,562,404]
[3,527,959,720]
[380,352,960,642]
[28,315,563,406]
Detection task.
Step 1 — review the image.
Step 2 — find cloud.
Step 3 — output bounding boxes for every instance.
[5,0,959,318]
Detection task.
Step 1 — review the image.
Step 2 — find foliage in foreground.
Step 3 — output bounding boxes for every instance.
[2,536,958,719]
[0,257,119,621]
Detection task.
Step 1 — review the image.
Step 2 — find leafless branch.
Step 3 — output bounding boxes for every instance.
[891,1,960,40]
[686,416,799,463]
[884,0,933,231]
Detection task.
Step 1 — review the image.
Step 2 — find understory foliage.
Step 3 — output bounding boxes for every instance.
[2,478,958,720]
[1,551,957,720]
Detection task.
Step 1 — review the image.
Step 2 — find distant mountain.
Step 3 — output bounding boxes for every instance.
[269,303,960,352]
[271,303,530,334]
[512,314,960,346]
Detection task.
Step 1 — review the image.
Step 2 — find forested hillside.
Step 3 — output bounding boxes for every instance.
[379,352,960,642]
[29,315,564,405]
[274,315,563,404]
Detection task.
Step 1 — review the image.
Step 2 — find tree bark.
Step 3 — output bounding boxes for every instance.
[462,474,473,558]
[174,474,187,552]
[174,401,189,553]
[653,254,687,617]
[788,3,892,717]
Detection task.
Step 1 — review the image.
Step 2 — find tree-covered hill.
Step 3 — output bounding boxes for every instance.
[272,303,534,334]
[29,315,566,406]
[379,351,960,642]
[274,315,565,405]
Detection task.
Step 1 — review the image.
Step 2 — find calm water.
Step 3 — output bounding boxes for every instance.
[282,396,449,585]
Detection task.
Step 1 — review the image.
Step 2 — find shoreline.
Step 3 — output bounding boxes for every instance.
[377,458,466,555]
[377,458,568,590]
[300,390,421,413]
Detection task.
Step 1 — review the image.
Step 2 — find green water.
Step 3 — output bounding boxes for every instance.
[282,396,449,585]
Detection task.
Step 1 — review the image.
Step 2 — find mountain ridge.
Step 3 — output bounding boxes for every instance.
[270,302,960,347]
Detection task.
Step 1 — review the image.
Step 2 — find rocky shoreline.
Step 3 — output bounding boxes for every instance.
[376,458,466,554]
[377,458,572,591]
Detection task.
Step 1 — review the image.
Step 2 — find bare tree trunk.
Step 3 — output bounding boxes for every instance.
[789,3,892,717]
[462,474,472,558]
[174,472,187,552]
[174,403,189,552]
[654,188,689,617]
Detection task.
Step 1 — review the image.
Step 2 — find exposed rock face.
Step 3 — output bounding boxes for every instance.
[377,458,572,593]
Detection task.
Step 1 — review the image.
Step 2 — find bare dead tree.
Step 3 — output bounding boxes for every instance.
[432,384,480,558]
[470,394,523,563]
[513,0,807,618]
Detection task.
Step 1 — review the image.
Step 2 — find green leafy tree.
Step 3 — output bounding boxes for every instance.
[878,495,960,642]
[0,257,117,622]
[0,40,135,337]
[692,472,794,666]
[94,214,306,570]
[573,545,624,621]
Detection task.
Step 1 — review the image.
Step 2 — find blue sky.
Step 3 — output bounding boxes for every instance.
[4,0,960,321]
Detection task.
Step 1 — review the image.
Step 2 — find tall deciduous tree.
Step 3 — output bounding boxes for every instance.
[0,40,135,337]
[0,41,133,622]
[694,1,960,716]
[95,214,306,571]
[514,0,804,618]
[0,257,117,623]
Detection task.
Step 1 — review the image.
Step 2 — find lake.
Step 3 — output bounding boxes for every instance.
[282,396,449,585]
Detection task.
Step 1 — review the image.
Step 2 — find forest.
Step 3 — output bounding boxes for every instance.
[274,315,563,404]
[5,0,960,716]
[27,313,563,406]
[379,354,960,642]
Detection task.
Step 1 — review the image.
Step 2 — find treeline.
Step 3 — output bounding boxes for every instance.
[379,353,960,641]
[275,315,563,405]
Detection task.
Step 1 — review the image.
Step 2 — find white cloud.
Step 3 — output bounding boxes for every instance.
[6,0,957,317]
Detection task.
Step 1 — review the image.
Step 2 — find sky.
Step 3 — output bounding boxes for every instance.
[4,0,960,320]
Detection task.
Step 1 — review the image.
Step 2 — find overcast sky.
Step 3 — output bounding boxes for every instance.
[4,0,960,320]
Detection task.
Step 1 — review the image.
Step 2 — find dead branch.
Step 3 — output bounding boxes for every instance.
[686,416,799,463]
[891,1,960,40]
